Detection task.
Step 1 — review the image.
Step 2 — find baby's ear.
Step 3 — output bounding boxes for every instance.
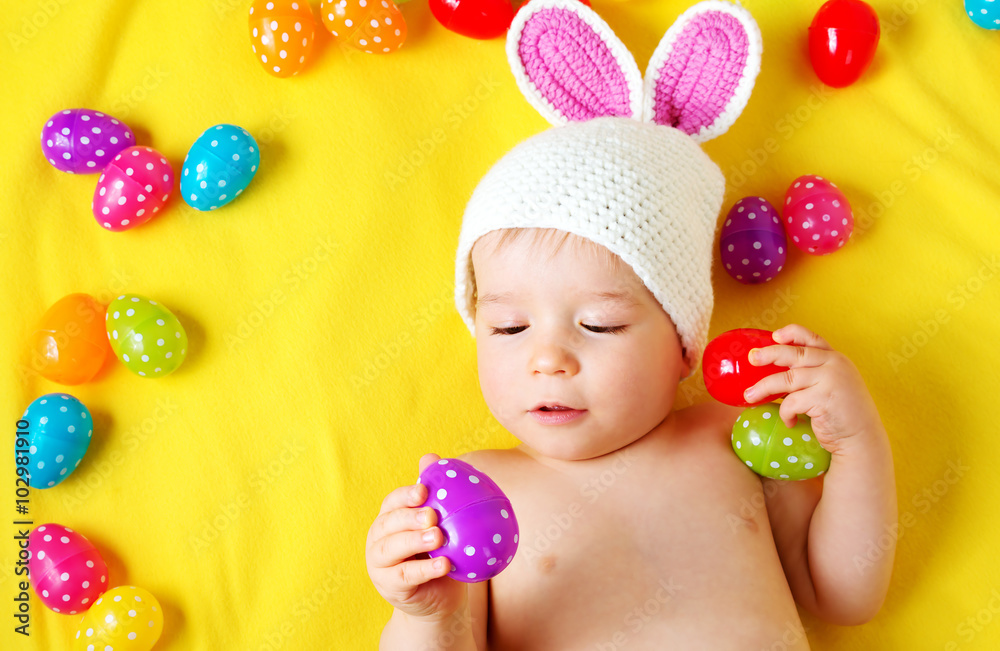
[642,0,762,142]
[507,0,644,125]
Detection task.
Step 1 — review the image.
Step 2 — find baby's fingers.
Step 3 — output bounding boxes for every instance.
[771,324,833,350]
[744,366,821,406]
[369,526,444,572]
[749,343,831,370]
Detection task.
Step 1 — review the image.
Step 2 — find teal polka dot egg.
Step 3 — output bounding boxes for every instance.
[21,393,92,489]
[966,0,1000,29]
[105,294,188,377]
[731,403,831,480]
[181,124,260,211]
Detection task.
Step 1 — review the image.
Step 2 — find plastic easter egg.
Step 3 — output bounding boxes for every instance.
[966,0,1000,29]
[321,0,407,53]
[419,458,518,583]
[105,294,188,378]
[703,329,787,407]
[92,147,174,232]
[783,175,854,255]
[809,0,880,88]
[249,0,317,77]
[73,586,164,651]
[731,403,831,480]
[21,393,93,489]
[429,0,514,39]
[181,124,260,211]
[27,524,108,614]
[41,109,135,174]
[31,294,110,385]
[720,196,787,284]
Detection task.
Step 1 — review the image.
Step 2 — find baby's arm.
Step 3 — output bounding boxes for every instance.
[744,324,897,625]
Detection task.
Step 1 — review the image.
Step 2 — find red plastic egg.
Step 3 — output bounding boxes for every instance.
[429,0,514,40]
[719,196,787,284]
[28,524,108,615]
[249,0,317,77]
[92,147,174,232]
[321,0,407,54]
[783,174,853,255]
[809,0,880,88]
[30,294,110,385]
[702,329,788,407]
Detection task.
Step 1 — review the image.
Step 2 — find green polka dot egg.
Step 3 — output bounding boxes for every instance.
[731,403,831,480]
[105,294,187,377]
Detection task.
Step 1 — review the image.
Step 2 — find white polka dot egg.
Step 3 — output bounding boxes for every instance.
[22,393,93,489]
[731,403,831,480]
[91,147,174,232]
[783,174,854,255]
[27,524,108,615]
[41,108,134,174]
[105,294,188,378]
[720,196,787,284]
[419,458,519,583]
[73,585,163,651]
[181,124,260,211]
[249,0,318,77]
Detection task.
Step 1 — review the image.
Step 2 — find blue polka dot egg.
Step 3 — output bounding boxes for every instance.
[181,124,260,211]
[21,394,93,489]
[966,0,1000,29]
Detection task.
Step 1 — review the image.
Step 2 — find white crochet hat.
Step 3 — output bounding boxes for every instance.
[455,0,762,374]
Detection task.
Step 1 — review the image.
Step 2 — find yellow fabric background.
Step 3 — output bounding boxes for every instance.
[2,0,999,648]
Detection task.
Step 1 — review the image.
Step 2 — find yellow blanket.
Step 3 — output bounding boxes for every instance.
[2,0,999,648]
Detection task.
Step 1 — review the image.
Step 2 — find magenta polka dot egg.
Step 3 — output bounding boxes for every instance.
[28,524,108,615]
[783,175,854,255]
[720,196,787,284]
[40,108,134,174]
[419,458,519,583]
[92,146,174,232]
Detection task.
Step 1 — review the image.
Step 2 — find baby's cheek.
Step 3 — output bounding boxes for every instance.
[477,348,517,422]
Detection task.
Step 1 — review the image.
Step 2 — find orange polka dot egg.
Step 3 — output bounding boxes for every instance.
[320,0,407,53]
[73,586,164,651]
[249,0,318,77]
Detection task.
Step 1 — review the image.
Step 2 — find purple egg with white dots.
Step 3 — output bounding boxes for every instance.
[720,196,787,284]
[40,109,134,174]
[419,458,518,583]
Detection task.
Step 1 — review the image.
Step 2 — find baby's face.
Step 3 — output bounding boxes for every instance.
[471,230,689,462]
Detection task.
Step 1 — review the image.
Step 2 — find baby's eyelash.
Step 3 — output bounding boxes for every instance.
[490,325,528,335]
[582,324,629,334]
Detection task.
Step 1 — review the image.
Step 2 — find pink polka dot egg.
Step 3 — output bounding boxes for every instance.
[419,458,519,583]
[40,108,134,174]
[28,524,108,615]
[74,585,164,651]
[92,146,174,232]
[783,175,854,255]
[720,196,787,284]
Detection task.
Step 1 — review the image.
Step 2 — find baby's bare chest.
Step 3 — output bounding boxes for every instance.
[481,441,810,650]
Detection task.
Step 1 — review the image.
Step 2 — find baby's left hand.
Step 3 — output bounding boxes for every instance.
[743,324,884,456]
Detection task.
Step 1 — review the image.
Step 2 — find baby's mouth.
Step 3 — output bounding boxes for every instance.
[529,403,587,424]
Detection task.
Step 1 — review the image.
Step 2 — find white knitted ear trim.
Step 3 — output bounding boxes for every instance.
[506,0,644,125]
[641,0,762,143]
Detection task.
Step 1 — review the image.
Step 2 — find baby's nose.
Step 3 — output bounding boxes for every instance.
[530,338,580,376]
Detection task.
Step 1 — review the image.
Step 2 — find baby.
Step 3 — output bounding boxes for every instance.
[366,0,897,648]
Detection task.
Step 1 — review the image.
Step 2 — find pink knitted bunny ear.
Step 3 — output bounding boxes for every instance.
[642,1,762,142]
[507,0,644,125]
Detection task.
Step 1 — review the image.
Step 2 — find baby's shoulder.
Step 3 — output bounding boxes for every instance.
[670,400,744,441]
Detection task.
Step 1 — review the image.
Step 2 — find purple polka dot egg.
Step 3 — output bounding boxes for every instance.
[40,109,134,174]
[720,196,787,284]
[783,175,854,255]
[419,458,518,583]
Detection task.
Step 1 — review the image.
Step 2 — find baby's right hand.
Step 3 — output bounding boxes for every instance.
[366,453,466,622]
